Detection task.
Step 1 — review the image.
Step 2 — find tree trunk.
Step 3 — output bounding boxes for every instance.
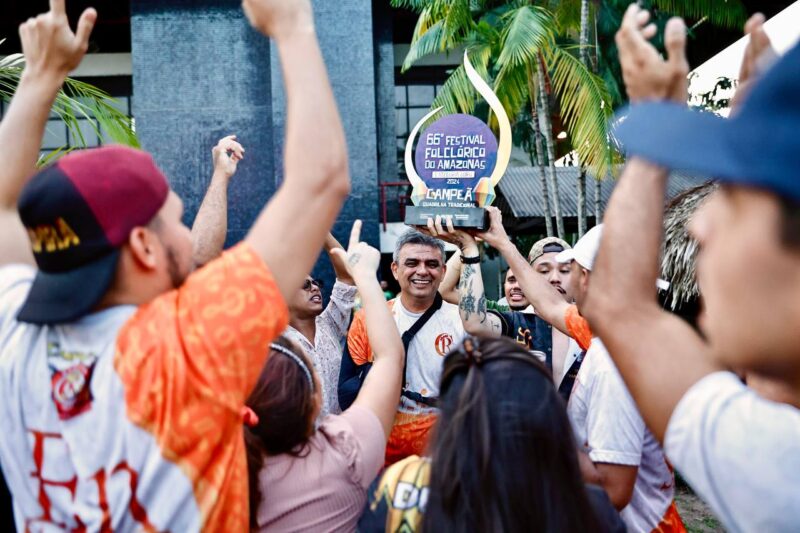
[576,0,591,237]
[536,57,565,239]
[594,177,602,222]
[527,67,554,237]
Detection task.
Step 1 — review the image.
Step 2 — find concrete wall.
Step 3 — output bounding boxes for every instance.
[131,0,384,289]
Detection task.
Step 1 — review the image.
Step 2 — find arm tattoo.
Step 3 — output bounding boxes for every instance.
[458,264,475,290]
[477,294,487,324]
[459,279,476,320]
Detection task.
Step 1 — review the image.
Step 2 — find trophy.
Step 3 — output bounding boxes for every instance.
[404,52,512,230]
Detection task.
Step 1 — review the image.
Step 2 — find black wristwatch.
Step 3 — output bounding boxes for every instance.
[460,254,481,264]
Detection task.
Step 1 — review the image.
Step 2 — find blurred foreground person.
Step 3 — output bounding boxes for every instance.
[360,335,625,533]
[245,222,403,531]
[585,6,800,531]
[0,0,350,529]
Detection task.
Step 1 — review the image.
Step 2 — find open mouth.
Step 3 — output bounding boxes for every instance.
[410,279,432,288]
[310,295,322,304]
[508,291,525,301]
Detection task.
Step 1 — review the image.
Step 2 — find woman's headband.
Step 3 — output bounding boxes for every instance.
[270,343,314,390]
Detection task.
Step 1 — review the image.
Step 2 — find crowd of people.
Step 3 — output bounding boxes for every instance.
[0,0,798,531]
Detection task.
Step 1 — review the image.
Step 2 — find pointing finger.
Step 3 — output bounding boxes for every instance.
[50,0,66,15]
[348,220,362,250]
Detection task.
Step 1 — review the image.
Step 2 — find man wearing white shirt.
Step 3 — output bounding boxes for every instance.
[584,6,800,532]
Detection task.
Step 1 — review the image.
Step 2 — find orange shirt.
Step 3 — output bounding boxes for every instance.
[115,243,288,531]
[564,304,593,351]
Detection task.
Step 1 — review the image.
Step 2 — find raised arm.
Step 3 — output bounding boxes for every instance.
[242,0,350,300]
[479,207,571,334]
[191,135,244,267]
[325,233,354,285]
[438,247,462,305]
[581,6,717,442]
[0,1,96,266]
[427,216,502,335]
[332,221,404,439]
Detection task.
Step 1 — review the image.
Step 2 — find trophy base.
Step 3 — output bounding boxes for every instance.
[405,206,488,230]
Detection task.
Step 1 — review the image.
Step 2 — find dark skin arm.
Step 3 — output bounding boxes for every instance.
[582,6,719,442]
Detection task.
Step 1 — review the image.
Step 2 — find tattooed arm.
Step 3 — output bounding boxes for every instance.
[426,215,502,335]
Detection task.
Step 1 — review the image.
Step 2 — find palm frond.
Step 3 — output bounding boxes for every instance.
[403,2,473,71]
[428,43,492,118]
[496,6,555,70]
[651,0,747,29]
[0,55,138,158]
[545,44,618,180]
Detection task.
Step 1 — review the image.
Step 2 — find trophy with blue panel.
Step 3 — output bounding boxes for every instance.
[404,52,512,230]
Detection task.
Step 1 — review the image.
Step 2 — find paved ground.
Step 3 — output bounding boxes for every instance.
[675,482,725,533]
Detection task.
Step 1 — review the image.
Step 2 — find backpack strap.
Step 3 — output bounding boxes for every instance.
[558,349,586,403]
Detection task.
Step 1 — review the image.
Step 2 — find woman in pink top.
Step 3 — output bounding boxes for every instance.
[243,221,404,532]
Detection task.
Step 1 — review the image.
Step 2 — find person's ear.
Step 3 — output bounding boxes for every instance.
[391,261,399,281]
[127,227,160,270]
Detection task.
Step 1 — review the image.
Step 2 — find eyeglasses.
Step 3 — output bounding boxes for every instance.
[302,278,324,292]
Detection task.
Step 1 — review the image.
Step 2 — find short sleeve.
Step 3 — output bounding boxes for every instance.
[321,405,386,489]
[585,368,645,465]
[565,304,593,351]
[115,242,289,420]
[486,299,510,313]
[664,371,800,531]
[487,309,513,337]
[347,309,372,365]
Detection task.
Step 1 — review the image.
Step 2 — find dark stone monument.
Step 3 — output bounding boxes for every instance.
[130,0,382,292]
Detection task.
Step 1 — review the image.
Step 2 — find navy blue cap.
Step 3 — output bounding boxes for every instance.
[614,41,800,202]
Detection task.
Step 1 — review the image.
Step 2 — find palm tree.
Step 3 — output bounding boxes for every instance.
[0,43,138,164]
[393,0,615,240]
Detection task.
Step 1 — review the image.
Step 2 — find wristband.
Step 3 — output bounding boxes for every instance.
[460,254,481,264]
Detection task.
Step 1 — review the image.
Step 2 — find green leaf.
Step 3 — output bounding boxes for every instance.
[495,6,555,69]
[0,50,138,162]
[546,44,619,180]
[650,0,747,29]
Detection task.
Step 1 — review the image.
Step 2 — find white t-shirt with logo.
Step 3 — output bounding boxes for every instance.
[568,338,675,532]
[665,371,800,533]
[391,299,466,414]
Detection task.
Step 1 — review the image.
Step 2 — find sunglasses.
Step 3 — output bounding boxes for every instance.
[302,278,324,292]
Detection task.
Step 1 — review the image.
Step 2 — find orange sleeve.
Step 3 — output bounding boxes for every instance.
[115,242,289,416]
[347,308,373,365]
[113,243,288,530]
[564,304,593,351]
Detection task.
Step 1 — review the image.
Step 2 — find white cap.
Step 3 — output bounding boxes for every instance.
[556,224,603,271]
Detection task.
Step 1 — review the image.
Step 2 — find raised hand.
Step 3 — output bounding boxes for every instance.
[212,135,245,181]
[19,0,97,80]
[731,13,778,112]
[330,220,381,283]
[476,206,510,250]
[242,0,314,41]
[424,215,479,255]
[615,3,688,104]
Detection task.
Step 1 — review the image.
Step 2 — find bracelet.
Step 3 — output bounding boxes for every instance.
[460,254,481,264]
